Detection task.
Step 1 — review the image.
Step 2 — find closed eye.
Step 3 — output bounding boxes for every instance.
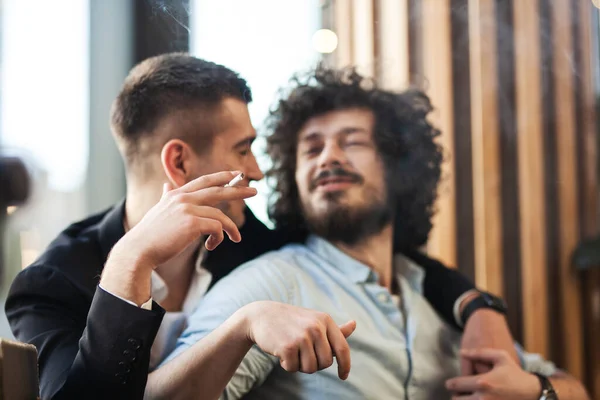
[346,141,370,147]
[303,147,322,156]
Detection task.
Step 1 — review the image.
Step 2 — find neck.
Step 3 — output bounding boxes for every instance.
[334,224,394,291]
[124,181,161,230]
[124,179,199,310]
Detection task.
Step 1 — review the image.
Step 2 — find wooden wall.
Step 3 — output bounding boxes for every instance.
[324,0,599,396]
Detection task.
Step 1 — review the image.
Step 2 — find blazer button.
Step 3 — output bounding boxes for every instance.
[122,349,136,362]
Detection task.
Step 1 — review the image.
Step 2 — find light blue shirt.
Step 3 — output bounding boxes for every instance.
[164,235,556,400]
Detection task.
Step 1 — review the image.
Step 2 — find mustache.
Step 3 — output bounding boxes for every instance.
[309,167,364,191]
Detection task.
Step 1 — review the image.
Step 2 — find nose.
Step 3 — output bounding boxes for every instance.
[318,141,346,169]
[245,152,264,182]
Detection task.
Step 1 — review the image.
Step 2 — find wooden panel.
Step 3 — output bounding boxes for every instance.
[577,1,600,395]
[351,0,375,77]
[550,0,583,379]
[468,0,503,296]
[333,0,353,67]
[377,0,410,89]
[496,0,524,342]
[421,0,457,267]
[451,0,476,281]
[513,0,549,357]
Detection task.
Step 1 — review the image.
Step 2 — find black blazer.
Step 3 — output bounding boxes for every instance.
[5,200,474,400]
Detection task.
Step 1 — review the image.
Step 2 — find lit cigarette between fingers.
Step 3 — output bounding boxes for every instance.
[225,172,245,187]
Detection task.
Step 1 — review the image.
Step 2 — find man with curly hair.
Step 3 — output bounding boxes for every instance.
[159,66,590,399]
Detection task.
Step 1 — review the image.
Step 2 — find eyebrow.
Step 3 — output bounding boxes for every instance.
[233,134,257,149]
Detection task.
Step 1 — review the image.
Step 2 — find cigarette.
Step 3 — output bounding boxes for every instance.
[225,172,245,187]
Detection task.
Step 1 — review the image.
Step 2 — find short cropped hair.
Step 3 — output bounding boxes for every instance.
[265,66,443,250]
[110,52,252,165]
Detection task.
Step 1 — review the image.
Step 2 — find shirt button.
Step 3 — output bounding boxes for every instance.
[377,293,389,303]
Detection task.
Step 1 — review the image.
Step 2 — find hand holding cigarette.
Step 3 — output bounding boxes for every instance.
[100,171,257,306]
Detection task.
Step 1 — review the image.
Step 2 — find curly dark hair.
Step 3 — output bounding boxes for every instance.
[265,66,444,250]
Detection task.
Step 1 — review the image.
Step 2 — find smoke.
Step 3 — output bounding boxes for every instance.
[149,0,191,33]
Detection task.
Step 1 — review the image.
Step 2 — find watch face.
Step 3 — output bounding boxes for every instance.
[482,292,508,311]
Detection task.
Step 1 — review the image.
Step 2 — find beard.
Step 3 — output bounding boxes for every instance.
[302,189,393,246]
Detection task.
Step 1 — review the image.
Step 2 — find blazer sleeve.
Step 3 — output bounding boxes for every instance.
[5,265,165,400]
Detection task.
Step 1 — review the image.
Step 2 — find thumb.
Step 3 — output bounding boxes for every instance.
[339,320,357,338]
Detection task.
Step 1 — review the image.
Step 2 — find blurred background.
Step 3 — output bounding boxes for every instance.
[1,0,600,397]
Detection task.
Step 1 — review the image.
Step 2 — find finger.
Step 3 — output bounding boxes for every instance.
[325,320,352,380]
[473,361,492,374]
[460,348,509,365]
[312,329,334,371]
[186,186,257,205]
[339,320,356,338]
[180,171,242,193]
[192,206,241,243]
[445,375,486,393]
[460,356,474,376]
[280,347,300,373]
[299,335,318,374]
[205,230,225,251]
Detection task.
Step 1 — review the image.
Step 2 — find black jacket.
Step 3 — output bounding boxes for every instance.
[5,201,474,400]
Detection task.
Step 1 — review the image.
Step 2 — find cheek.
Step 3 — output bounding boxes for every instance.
[295,163,312,196]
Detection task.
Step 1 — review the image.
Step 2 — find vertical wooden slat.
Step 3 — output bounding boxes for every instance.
[334,0,353,67]
[578,0,600,395]
[513,0,548,357]
[351,0,375,77]
[579,0,598,239]
[550,0,583,379]
[421,0,457,267]
[451,0,476,281]
[496,0,524,342]
[377,0,410,89]
[468,0,503,296]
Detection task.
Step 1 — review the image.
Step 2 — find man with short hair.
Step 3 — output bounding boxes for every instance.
[7,54,516,400]
[159,66,589,399]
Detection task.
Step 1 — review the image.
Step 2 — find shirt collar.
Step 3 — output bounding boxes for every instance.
[306,235,377,284]
[150,245,210,303]
[305,234,426,291]
[393,253,425,295]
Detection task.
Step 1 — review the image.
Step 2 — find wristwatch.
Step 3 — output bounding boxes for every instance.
[460,291,508,325]
[534,373,558,400]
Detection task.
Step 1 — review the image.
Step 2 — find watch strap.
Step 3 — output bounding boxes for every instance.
[534,373,557,399]
[460,291,507,326]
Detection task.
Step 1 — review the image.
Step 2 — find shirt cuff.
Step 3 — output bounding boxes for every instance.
[453,289,480,328]
[98,284,153,310]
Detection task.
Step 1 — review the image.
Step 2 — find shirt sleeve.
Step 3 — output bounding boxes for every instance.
[98,283,153,310]
[515,343,558,377]
[161,258,295,399]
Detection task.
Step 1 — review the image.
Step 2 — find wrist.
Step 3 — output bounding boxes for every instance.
[100,241,154,306]
[459,291,482,315]
[230,304,257,348]
[460,291,508,327]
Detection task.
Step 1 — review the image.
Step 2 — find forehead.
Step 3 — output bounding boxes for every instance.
[298,108,374,140]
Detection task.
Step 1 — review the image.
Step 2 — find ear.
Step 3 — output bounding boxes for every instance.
[160,139,196,188]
